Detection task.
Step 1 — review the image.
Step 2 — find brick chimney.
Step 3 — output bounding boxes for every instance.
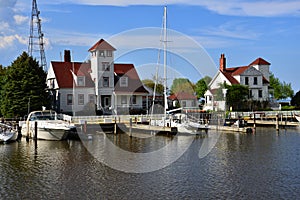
[219,53,226,72]
[64,50,71,62]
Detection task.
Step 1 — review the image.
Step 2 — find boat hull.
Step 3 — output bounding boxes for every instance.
[0,131,18,142]
[21,122,72,141]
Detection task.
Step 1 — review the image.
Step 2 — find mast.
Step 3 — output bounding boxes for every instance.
[163,6,168,118]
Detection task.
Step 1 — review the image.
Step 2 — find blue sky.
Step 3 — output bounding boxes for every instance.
[1,0,300,92]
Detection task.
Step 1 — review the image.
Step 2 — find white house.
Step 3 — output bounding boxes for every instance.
[204,54,271,111]
[46,39,148,115]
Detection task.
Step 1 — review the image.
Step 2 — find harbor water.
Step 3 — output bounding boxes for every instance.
[1,127,300,199]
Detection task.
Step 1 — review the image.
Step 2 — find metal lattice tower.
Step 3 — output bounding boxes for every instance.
[28,0,47,71]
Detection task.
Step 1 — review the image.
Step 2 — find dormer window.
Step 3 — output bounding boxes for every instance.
[120,77,128,87]
[99,50,105,57]
[77,76,85,86]
[107,50,112,57]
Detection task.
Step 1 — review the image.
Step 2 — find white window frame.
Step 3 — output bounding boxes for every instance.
[78,94,84,105]
[77,76,85,86]
[120,77,128,87]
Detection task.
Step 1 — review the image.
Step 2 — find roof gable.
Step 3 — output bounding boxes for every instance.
[51,61,94,88]
[169,92,197,100]
[88,39,116,52]
[114,63,148,94]
[249,57,270,66]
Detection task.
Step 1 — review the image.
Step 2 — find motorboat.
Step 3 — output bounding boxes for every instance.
[21,110,76,140]
[0,123,18,142]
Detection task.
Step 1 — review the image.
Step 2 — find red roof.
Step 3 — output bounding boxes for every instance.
[220,57,270,85]
[51,61,94,88]
[169,92,197,100]
[114,63,148,94]
[249,57,270,66]
[88,39,116,52]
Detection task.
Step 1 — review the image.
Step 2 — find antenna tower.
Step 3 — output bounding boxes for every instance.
[28,0,47,71]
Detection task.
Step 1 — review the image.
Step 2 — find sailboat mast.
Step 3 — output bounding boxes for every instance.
[163,6,168,117]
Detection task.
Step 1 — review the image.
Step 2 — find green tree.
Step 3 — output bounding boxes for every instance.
[170,78,195,95]
[291,90,300,107]
[1,52,49,118]
[270,73,294,99]
[225,84,249,111]
[142,79,164,94]
[195,76,211,98]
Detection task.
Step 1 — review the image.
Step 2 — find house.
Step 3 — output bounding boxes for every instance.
[46,39,148,115]
[204,54,271,111]
[169,92,198,109]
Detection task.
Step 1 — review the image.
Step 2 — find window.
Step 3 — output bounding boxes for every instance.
[107,50,112,57]
[121,96,127,104]
[249,90,252,98]
[131,95,137,104]
[67,94,73,105]
[104,97,110,107]
[77,76,85,86]
[89,94,95,103]
[78,94,84,105]
[181,101,186,107]
[259,90,263,98]
[120,77,128,87]
[245,77,249,85]
[103,77,109,87]
[99,50,105,57]
[254,77,258,85]
[102,62,110,71]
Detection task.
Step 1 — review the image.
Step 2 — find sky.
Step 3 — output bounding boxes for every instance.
[1,0,300,92]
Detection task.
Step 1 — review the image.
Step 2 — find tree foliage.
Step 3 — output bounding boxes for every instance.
[0,52,49,118]
[291,90,300,107]
[195,76,211,98]
[225,84,249,111]
[170,78,195,95]
[269,73,294,99]
[142,79,164,94]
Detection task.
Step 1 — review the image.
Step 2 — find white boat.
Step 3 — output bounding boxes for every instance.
[149,7,208,135]
[21,110,76,140]
[0,123,18,142]
[295,115,300,123]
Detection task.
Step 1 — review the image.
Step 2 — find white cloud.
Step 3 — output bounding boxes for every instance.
[45,0,300,17]
[0,34,27,49]
[199,21,261,40]
[13,15,28,25]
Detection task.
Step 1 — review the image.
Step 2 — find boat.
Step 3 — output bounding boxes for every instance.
[149,7,209,135]
[0,123,18,143]
[295,114,300,123]
[21,110,76,140]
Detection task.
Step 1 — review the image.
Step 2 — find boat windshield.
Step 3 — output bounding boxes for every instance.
[29,111,56,121]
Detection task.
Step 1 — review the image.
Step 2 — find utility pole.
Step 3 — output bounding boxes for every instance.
[28,0,47,71]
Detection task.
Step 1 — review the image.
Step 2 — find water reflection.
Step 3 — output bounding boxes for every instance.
[0,127,299,199]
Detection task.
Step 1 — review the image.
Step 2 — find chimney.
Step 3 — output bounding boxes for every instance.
[219,54,226,72]
[64,50,71,62]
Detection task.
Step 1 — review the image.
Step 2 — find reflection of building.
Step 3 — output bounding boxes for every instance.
[46,39,148,115]
[204,54,271,111]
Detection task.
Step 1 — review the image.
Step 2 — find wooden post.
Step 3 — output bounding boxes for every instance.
[253,112,256,130]
[129,118,132,137]
[276,114,279,131]
[114,117,117,134]
[34,121,38,140]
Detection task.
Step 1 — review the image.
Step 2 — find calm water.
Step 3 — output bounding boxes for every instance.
[1,127,300,199]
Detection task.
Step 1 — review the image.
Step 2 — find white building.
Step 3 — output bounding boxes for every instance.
[204,54,271,111]
[46,39,148,115]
